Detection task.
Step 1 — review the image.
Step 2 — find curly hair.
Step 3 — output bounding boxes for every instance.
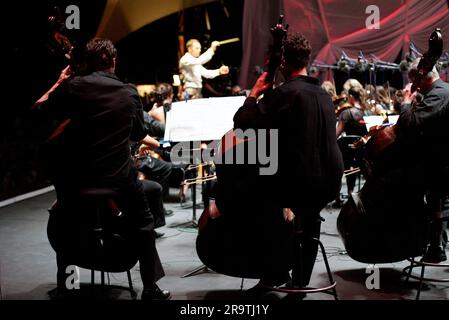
[84,38,117,72]
[282,32,312,70]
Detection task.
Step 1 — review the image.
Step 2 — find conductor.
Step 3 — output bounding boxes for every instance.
[179,39,229,99]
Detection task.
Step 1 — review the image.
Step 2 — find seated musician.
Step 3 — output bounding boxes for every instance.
[231,32,344,290]
[396,59,449,262]
[132,140,173,238]
[33,38,170,299]
[336,87,369,139]
[149,82,173,125]
[335,87,369,201]
[321,81,337,100]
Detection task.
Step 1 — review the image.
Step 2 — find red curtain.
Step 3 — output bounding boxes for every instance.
[239,0,449,88]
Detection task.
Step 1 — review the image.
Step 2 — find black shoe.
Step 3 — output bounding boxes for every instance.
[164,209,174,217]
[48,287,79,300]
[141,285,171,300]
[284,292,307,300]
[246,282,269,294]
[331,200,343,209]
[155,231,165,239]
[423,246,447,263]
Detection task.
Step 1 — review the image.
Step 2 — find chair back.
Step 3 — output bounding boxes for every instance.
[47,188,138,273]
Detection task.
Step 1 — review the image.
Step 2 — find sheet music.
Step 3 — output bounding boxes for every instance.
[164,96,246,142]
[363,115,385,131]
[387,115,399,125]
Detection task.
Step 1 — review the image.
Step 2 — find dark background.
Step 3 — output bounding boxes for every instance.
[0,0,244,201]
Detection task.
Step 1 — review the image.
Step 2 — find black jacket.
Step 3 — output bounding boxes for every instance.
[34,71,146,185]
[233,75,344,208]
[397,79,449,166]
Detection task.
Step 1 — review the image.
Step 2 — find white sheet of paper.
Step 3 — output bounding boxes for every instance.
[164,96,246,142]
[363,115,385,131]
[387,115,399,125]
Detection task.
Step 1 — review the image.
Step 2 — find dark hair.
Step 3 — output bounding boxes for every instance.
[282,32,312,69]
[84,38,117,72]
[156,83,173,100]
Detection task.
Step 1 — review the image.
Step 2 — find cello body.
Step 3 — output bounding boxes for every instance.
[196,16,292,279]
[337,187,427,264]
[338,126,427,263]
[337,29,443,263]
[196,130,294,278]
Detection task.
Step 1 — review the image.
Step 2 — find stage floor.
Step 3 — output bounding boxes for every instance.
[1,185,448,300]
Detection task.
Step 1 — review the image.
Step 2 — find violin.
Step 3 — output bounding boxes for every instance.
[335,101,354,116]
[333,93,348,107]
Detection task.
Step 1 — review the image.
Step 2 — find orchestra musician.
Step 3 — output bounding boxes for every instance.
[354,57,449,263]
[395,58,449,262]
[33,38,170,299]
[334,86,369,205]
[148,82,173,125]
[179,39,230,99]
[336,87,369,138]
[231,32,344,291]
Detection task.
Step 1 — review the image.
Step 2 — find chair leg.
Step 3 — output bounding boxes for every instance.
[90,269,96,298]
[405,257,415,283]
[316,238,338,300]
[416,264,426,300]
[127,270,137,300]
[291,236,304,288]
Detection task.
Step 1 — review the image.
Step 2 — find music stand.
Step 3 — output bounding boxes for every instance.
[174,182,202,229]
[164,96,245,277]
[179,164,217,278]
[173,163,215,229]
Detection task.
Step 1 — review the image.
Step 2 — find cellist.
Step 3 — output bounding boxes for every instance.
[395,58,449,262]
[231,32,344,291]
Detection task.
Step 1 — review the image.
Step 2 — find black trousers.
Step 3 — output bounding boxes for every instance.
[49,168,165,290]
[136,156,172,198]
[141,179,166,228]
[290,209,322,287]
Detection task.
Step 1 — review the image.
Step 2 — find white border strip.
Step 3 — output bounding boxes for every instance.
[0,186,55,209]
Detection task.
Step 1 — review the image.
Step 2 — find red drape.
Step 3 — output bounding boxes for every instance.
[239,0,449,88]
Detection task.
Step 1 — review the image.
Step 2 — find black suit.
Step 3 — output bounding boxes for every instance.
[35,71,164,289]
[232,75,344,285]
[397,79,449,170]
[234,75,344,209]
[397,79,449,250]
[362,79,449,256]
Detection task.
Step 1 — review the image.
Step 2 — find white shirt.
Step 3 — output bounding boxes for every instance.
[179,48,220,89]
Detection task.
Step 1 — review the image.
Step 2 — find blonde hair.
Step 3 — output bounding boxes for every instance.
[343,79,363,94]
[321,81,336,98]
[186,39,200,50]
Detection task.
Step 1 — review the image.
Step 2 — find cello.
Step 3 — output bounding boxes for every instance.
[196,16,291,278]
[337,29,443,263]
